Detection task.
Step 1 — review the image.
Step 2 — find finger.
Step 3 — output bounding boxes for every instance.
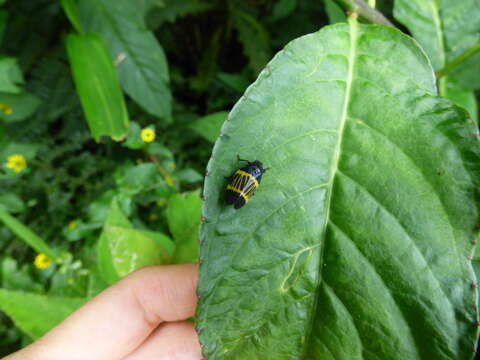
[10,263,198,360]
[122,321,201,360]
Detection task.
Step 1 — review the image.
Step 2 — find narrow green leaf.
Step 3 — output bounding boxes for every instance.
[167,191,202,263]
[97,198,174,284]
[61,0,83,33]
[66,33,129,141]
[190,111,229,143]
[0,208,56,259]
[0,289,85,339]
[144,0,213,28]
[230,7,271,74]
[78,0,171,120]
[197,20,480,359]
[190,28,222,91]
[0,10,8,45]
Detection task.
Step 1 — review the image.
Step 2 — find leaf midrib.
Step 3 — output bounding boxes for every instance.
[303,16,359,356]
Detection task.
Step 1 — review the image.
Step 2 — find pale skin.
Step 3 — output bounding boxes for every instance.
[3,264,201,360]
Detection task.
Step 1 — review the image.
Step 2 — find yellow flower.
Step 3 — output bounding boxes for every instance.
[141,128,156,143]
[34,253,53,269]
[6,154,27,173]
[0,103,12,115]
[68,220,78,230]
[167,162,175,170]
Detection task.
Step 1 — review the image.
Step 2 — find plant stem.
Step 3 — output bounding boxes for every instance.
[437,42,480,79]
[335,0,394,27]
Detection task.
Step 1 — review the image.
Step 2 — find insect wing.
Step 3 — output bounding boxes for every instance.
[225,171,243,204]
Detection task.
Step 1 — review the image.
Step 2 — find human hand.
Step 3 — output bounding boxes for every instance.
[4,263,201,360]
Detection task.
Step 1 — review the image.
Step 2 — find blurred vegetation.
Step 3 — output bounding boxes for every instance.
[0,0,330,354]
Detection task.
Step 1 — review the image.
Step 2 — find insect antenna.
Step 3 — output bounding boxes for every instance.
[236,154,249,163]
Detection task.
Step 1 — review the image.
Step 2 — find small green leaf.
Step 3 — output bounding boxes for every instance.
[217,72,249,93]
[78,0,172,120]
[97,198,174,284]
[270,0,297,22]
[0,92,41,122]
[175,168,203,184]
[449,50,480,90]
[0,57,23,94]
[0,193,25,213]
[197,20,480,359]
[167,191,202,263]
[0,142,39,161]
[0,289,85,339]
[231,7,271,74]
[1,257,42,292]
[324,0,346,24]
[190,28,222,91]
[115,163,164,196]
[122,121,145,150]
[66,32,129,141]
[190,111,229,143]
[440,76,478,126]
[145,0,213,28]
[61,0,83,33]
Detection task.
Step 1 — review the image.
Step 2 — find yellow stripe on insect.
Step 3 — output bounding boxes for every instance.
[235,170,259,188]
[226,184,250,200]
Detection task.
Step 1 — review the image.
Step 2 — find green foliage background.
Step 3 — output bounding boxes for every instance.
[0,0,479,357]
[0,0,327,354]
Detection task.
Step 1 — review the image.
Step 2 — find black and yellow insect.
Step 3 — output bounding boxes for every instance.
[225,157,267,209]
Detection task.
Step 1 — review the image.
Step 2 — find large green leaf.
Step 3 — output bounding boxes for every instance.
[0,290,85,339]
[393,0,480,90]
[190,111,229,143]
[66,33,129,141]
[78,0,171,121]
[196,19,480,359]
